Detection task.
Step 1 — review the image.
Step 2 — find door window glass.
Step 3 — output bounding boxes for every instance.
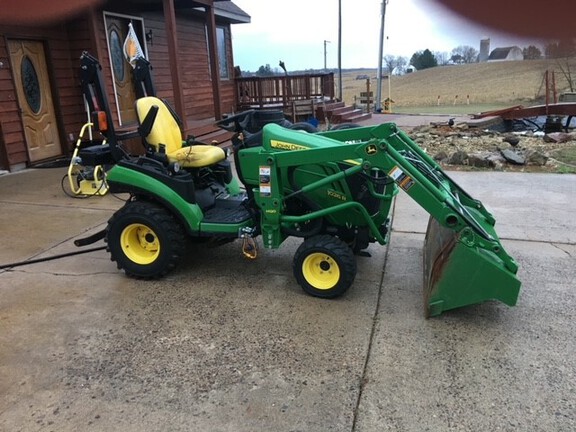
[110,29,125,81]
[21,56,41,113]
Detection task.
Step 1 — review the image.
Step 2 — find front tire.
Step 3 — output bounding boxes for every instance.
[106,201,186,278]
[293,235,357,298]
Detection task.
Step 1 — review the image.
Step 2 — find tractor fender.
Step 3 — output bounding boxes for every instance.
[106,164,203,234]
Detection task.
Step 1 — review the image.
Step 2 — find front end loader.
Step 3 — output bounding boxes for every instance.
[99,99,520,317]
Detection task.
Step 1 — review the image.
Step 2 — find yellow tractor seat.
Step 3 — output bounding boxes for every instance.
[135,96,225,168]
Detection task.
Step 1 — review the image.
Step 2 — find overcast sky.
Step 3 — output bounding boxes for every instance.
[230,0,541,72]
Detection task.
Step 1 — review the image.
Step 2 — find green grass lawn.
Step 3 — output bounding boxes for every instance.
[550,147,576,173]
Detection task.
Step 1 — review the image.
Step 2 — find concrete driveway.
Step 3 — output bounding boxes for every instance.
[1,166,575,432]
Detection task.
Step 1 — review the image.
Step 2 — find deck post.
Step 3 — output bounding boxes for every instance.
[163,0,188,132]
[205,4,222,119]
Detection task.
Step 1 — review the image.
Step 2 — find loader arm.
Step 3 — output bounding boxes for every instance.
[248,123,520,316]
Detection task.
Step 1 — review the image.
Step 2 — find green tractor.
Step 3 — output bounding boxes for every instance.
[78,54,520,317]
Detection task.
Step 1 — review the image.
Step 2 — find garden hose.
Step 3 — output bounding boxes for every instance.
[0,246,106,270]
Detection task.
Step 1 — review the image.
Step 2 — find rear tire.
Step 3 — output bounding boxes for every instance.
[293,235,357,298]
[329,123,362,131]
[106,201,186,278]
[289,122,319,133]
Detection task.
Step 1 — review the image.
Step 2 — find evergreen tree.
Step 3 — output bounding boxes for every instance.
[256,64,274,76]
[410,49,438,70]
[523,45,542,60]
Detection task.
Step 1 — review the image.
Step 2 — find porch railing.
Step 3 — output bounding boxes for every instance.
[235,73,335,110]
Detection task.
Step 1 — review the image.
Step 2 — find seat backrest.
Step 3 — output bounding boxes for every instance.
[133,57,156,99]
[136,96,183,154]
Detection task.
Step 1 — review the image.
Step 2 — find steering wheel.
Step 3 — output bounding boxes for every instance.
[215,110,256,132]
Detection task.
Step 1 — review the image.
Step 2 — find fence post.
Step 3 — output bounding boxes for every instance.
[257,79,264,108]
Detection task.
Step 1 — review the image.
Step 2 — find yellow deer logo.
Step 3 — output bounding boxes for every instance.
[365,144,377,155]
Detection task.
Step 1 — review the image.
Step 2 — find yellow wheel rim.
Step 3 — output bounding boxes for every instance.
[302,252,340,290]
[120,223,160,265]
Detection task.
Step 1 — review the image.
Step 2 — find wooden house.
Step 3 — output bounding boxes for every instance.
[0,0,249,172]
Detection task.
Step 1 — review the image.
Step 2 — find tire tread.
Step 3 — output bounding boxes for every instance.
[106,201,186,279]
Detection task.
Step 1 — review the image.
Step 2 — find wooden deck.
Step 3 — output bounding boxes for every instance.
[186,118,235,149]
[235,73,335,111]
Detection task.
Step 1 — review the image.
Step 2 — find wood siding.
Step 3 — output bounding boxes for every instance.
[0,3,238,171]
[98,6,236,129]
[0,23,83,168]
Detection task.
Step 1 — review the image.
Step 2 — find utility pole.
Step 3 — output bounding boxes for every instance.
[375,0,388,113]
[324,40,331,70]
[337,0,342,101]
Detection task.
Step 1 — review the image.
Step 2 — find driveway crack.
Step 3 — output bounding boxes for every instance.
[350,200,395,431]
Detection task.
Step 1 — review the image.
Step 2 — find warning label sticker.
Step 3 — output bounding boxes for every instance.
[259,166,271,196]
[388,166,415,191]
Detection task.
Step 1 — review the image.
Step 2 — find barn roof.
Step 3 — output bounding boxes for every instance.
[488,46,519,60]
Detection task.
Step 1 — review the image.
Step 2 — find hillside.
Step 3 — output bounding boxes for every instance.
[341,59,575,109]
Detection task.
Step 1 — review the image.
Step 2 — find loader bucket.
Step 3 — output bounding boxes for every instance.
[423,216,521,317]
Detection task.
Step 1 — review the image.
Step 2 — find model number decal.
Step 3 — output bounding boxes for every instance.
[327,189,347,201]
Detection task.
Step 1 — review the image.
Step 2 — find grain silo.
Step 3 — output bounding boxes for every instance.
[479,38,490,62]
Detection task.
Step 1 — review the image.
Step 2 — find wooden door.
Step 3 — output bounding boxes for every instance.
[106,16,137,125]
[8,40,62,162]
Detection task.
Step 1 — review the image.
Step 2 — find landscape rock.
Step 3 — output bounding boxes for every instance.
[503,135,520,147]
[408,123,575,171]
[433,150,449,162]
[543,132,574,143]
[524,149,549,166]
[500,149,525,165]
[468,152,494,168]
[447,150,468,165]
[486,153,507,170]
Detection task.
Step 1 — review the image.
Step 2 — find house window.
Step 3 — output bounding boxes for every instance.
[216,26,229,79]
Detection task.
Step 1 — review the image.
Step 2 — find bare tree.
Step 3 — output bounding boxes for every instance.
[556,58,576,92]
[383,54,408,75]
[546,39,576,92]
[451,45,479,64]
[434,51,451,65]
[545,39,576,59]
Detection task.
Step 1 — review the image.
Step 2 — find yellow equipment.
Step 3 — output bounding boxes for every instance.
[62,122,109,197]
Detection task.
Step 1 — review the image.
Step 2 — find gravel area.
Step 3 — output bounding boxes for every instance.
[409,123,576,172]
